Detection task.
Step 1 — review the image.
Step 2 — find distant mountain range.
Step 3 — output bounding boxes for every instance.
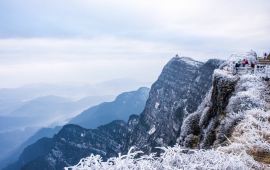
[0,94,113,169]
[0,95,114,132]
[4,122,129,170]
[0,79,150,116]
[1,87,149,169]
[70,87,149,129]
[0,126,61,170]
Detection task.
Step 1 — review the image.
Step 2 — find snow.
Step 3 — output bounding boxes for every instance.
[148,125,156,135]
[154,102,159,109]
[51,149,63,159]
[65,146,260,170]
[195,75,200,82]
[180,57,202,67]
[226,74,266,113]
[221,109,270,155]
[228,50,257,63]
[214,69,238,81]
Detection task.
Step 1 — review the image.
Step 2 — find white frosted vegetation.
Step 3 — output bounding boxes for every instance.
[227,74,266,113]
[222,109,270,155]
[66,146,258,170]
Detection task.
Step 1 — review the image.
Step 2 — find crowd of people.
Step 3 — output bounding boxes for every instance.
[234,58,256,73]
[231,52,270,81]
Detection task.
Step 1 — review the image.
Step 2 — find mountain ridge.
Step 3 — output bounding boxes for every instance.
[69,87,149,129]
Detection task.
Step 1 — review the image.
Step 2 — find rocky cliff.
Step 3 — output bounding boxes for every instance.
[126,57,222,153]
[179,68,270,153]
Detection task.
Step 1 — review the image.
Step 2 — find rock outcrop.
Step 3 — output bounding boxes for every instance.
[126,57,222,153]
[179,68,269,150]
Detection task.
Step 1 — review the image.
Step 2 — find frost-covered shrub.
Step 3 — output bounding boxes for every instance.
[178,112,200,147]
[223,109,270,153]
[214,111,244,145]
[66,145,260,170]
[227,74,266,113]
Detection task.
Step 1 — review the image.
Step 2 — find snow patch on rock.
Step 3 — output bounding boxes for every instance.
[154,102,159,109]
[148,125,156,135]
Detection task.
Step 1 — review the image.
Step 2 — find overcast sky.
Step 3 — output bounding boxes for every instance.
[0,0,269,88]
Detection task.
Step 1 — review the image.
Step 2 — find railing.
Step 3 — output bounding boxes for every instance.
[229,65,270,79]
[254,65,270,78]
[258,59,270,65]
[238,67,251,74]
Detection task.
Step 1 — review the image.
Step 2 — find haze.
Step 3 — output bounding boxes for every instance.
[0,0,269,88]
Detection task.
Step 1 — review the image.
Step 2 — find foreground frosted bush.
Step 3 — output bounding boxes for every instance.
[221,109,270,164]
[65,146,259,170]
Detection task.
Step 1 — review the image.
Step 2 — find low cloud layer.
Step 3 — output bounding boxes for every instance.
[0,0,269,88]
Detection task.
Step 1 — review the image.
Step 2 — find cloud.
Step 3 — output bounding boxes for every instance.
[0,37,177,88]
[0,0,269,87]
[1,0,269,40]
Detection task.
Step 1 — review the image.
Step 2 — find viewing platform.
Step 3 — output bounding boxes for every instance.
[222,51,270,80]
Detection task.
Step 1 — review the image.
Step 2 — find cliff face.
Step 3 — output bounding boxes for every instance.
[179,70,239,148]
[126,57,222,152]
[179,68,269,151]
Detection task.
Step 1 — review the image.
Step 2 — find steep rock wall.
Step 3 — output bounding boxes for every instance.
[126,57,222,153]
[179,68,269,150]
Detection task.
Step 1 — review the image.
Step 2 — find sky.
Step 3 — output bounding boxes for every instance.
[0,0,269,88]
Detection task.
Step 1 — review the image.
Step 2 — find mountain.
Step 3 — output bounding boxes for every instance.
[70,87,150,129]
[68,54,270,169]
[6,56,222,170]
[0,95,113,132]
[125,57,223,153]
[0,127,38,164]
[0,126,61,170]
[0,98,23,116]
[0,83,115,116]
[0,95,112,169]
[5,121,129,170]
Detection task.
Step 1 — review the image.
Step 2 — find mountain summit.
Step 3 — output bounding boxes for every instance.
[125,56,223,153]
